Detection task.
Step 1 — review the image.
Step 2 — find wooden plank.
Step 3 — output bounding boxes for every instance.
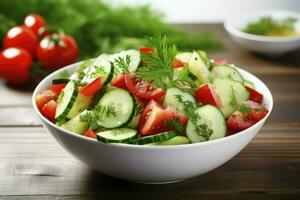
[0,126,299,197]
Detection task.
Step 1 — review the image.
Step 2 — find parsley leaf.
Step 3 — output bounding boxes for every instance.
[113,55,131,74]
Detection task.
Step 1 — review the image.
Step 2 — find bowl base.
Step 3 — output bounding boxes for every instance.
[135,179,184,184]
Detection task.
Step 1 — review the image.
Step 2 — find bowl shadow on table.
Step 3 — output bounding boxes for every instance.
[251,47,300,67]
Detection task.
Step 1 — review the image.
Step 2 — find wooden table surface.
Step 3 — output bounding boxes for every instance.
[0,24,299,199]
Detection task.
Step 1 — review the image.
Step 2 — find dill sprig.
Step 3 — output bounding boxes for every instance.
[229,86,238,109]
[80,105,117,130]
[137,33,177,90]
[238,102,250,114]
[174,94,213,141]
[113,55,131,74]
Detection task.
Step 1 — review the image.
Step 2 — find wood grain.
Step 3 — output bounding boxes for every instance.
[0,24,300,199]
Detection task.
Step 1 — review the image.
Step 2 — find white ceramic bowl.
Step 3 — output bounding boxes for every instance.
[224,10,300,55]
[32,62,273,184]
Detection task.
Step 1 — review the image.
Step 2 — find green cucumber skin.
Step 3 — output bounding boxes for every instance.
[67,93,93,119]
[96,128,137,144]
[52,78,70,85]
[103,63,114,85]
[134,132,178,145]
[55,81,79,121]
[145,136,190,146]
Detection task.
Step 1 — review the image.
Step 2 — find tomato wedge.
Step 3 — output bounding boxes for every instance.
[80,77,102,96]
[139,102,187,136]
[111,73,128,90]
[35,89,57,110]
[245,86,263,104]
[213,58,227,65]
[41,100,57,121]
[246,100,268,122]
[172,59,185,68]
[139,47,154,54]
[195,84,222,107]
[84,129,96,139]
[125,73,165,100]
[50,83,67,96]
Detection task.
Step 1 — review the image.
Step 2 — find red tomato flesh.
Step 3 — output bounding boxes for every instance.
[111,73,128,90]
[245,86,263,104]
[84,130,96,139]
[138,99,163,129]
[80,77,102,96]
[35,90,57,110]
[41,100,57,121]
[195,84,222,107]
[213,58,227,65]
[139,47,154,54]
[172,59,185,68]
[50,83,66,96]
[125,73,165,100]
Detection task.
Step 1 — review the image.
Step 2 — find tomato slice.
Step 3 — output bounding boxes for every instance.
[245,86,263,104]
[172,59,185,68]
[139,47,154,54]
[50,83,66,96]
[226,111,254,132]
[246,100,268,122]
[111,73,128,90]
[80,77,102,96]
[35,89,57,110]
[125,73,165,100]
[41,100,57,121]
[139,104,187,136]
[138,99,163,129]
[195,84,222,107]
[84,129,96,139]
[213,58,227,65]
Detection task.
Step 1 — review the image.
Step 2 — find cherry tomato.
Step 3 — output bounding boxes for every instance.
[37,33,78,70]
[3,26,38,56]
[172,59,185,68]
[139,47,154,54]
[139,101,187,136]
[35,89,57,111]
[111,73,128,90]
[41,100,57,121]
[245,86,263,104]
[50,83,67,96]
[24,13,46,35]
[138,99,163,129]
[84,129,96,139]
[125,73,165,100]
[195,84,222,107]
[0,47,32,84]
[213,58,227,65]
[80,77,102,96]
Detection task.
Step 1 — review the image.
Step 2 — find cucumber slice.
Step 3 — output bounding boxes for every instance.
[81,55,114,85]
[213,78,249,118]
[96,128,137,143]
[211,65,244,83]
[127,101,143,129]
[134,131,178,145]
[186,105,226,143]
[60,110,89,134]
[197,50,212,70]
[244,80,255,89]
[188,51,210,84]
[120,49,140,72]
[97,89,135,128]
[145,136,190,146]
[67,92,92,119]
[163,87,196,115]
[55,81,78,120]
[52,78,70,85]
[175,52,192,64]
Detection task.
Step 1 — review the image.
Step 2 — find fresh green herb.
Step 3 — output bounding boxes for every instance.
[243,16,298,36]
[174,94,213,141]
[89,66,107,78]
[165,118,185,134]
[229,86,238,109]
[238,102,250,114]
[80,104,117,130]
[135,103,144,117]
[76,59,93,79]
[58,70,70,79]
[137,33,177,90]
[113,55,131,73]
[175,66,198,88]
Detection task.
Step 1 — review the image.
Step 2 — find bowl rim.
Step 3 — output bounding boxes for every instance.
[32,61,273,150]
[224,9,300,42]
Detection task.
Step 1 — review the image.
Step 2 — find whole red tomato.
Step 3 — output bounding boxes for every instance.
[0,47,32,84]
[3,26,38,57]
[23,13,46,35]
[37,33,78,70]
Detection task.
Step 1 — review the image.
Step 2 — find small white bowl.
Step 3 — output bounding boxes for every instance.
[224,10,300,55]
[32,62,273,184]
